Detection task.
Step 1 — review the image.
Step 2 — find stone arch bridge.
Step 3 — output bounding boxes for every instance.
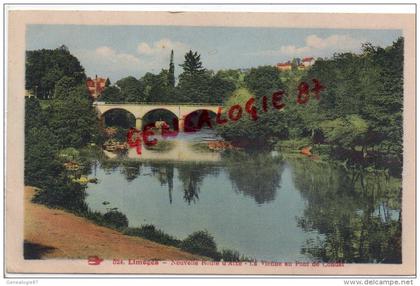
[94,102,220,131]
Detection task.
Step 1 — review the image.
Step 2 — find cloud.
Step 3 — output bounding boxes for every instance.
[279,45,310,55]
[94,46,141,65]
[74,39,191,81]
[248,34,364,57]
[137,38,190,56]
[281,34,362,56]
[73,47,142,81]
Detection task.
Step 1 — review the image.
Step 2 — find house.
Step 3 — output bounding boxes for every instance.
[86,75,108,100]
[297,64,306,71]
[276,62,292,71]
[302,57,315,67]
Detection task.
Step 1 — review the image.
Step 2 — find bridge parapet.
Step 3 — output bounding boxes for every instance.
[94,101,219,107]
[94,102,220,131]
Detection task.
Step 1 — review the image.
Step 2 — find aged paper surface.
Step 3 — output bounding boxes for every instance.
[6,9,415,276]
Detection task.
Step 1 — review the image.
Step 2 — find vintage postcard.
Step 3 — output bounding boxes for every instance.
[5,7,416,276]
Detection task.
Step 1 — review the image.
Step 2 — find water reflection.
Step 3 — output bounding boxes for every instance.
[120,161,142,182]
[290,158,401,263]
[177,163,220,205]
[150,164,175,204]
[86,137,402,262]
[223,151,284,204]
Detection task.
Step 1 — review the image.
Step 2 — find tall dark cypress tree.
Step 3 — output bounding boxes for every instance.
[168,50,175,87]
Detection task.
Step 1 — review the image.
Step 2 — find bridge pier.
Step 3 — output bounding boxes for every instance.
[178,116,185,132]
[135,117,142,130]
[99,116,105,129]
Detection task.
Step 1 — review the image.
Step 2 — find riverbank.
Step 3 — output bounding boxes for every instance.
[24,186,202,260]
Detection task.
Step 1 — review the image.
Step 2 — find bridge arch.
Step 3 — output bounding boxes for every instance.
[94,103,220,132]
[99,108,136,129]
[142,108,179,130]
[183,109,218,132]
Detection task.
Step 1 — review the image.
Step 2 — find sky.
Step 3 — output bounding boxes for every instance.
[26,25,402,82]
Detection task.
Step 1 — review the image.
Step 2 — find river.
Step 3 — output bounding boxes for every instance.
[84,130,402,263]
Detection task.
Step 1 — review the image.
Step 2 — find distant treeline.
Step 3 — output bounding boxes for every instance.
[217,37,403,175]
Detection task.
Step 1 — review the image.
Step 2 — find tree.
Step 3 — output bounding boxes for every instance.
[304,37,404,160]
[53,76,78,99]
[208,73,236,104]
[320,115,369,152]
[361,38,403,157]
[24,126,62,188]
[49,87,99,148]
[98,86,123,103]
[168,50,175,87]
[180,230,220,259]
[25,97,46,135]
[116,76,144,102]
[179,50,204,76]
[244,66,282,98]
[216,69,245,89]
[176,70,212,103]
[26,47,86,99]
[140,71,172,102]
[216,87,289,148]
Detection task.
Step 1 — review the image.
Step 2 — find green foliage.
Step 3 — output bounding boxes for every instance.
[179,50,204,76]
[180,230,221,260]
[123,225,247,261]
[216,87,289,148]
[141,71,173,102]
[168,50,175,87]
[48,94,99,148]
[98,86,124,103]
[176,70,212,103]
[116,76,144,102]
[123,225,181,247]
[175,51,235,103]
[24,49,101,214]
[208,73,236,103]
[302,37,403,160]
[220,249,241,262]
[102,210,129,229]
[58,147,80,162]
[320,115,368,150]
[275,138,312,152]
[103,109,135,129]
[223,150,284,204]
[32,175,88,213]
[24,126,62,188]
[219,38,403,174]
[26,47,86,99]
[216,69,245,89]
[244,66,283,98]
[290,158,401,263]
[53,76,78,99]
[25,97,46,133]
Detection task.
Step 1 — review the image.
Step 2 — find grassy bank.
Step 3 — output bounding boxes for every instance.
[24,187,202,260]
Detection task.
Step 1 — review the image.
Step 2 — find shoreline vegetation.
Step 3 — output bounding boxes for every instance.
[24,186,204,260]
[26,184,252,261]
[24,39,403,262]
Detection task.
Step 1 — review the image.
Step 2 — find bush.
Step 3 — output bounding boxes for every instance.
[58,147,80,162]
[220,249,241,262]
[102,210,129,229]
[123,225,181,247]
[180,230,220,260]
[32,176,88,213]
